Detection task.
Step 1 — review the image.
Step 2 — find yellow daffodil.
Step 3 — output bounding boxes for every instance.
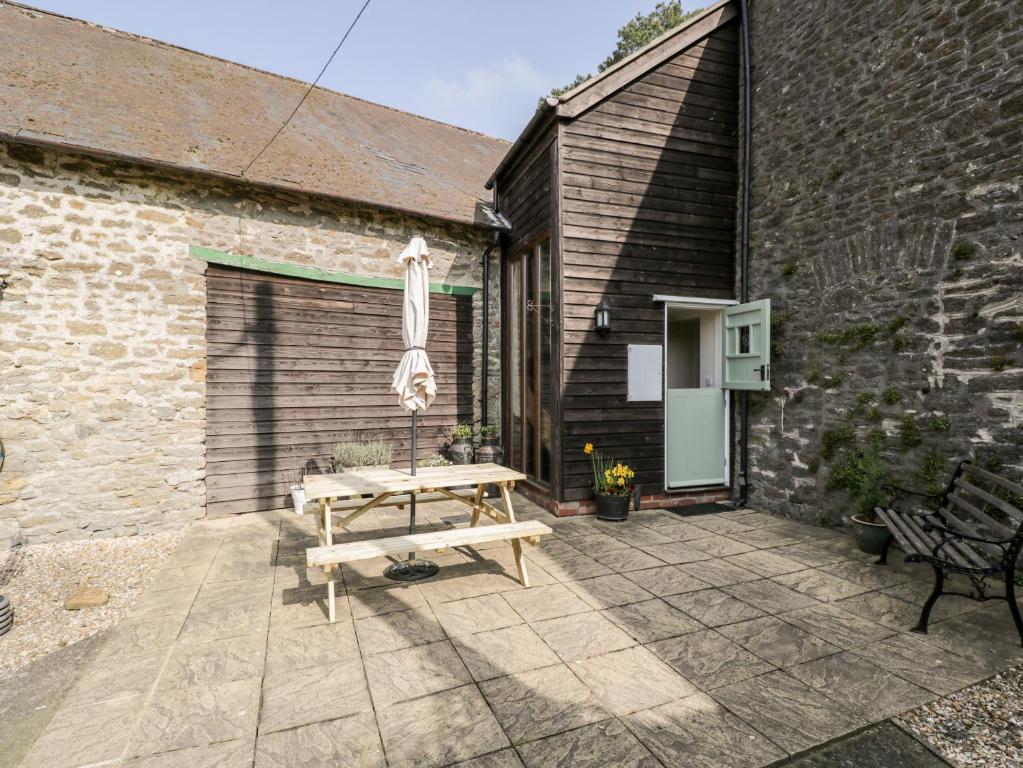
[584,443,594,455]
[618,477,625,486]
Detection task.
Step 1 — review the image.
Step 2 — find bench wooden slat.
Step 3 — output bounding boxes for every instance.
[875,508,915,554]
[307,520,552,568]
[936,506,1008,561]
[965,465,1023,507]
[944,491,1016,540]
[878,508,979,569]
[917,513,989,569]
[955,476,1023,525]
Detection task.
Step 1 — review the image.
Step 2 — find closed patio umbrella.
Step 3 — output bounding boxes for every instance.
[385,236,439,581]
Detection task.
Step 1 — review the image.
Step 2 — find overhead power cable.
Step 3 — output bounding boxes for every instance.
[241,0,373,176]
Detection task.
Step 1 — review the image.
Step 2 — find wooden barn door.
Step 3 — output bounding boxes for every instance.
[204,264,474,516]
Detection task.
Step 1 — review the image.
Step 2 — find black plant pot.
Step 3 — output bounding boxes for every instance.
[476,439,505,498]
[448,438,473,465]
[595,494,629,522]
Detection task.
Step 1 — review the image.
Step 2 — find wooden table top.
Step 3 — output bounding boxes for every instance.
[302,463,526,501]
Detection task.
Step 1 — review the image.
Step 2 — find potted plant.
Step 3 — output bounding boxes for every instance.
[830,447,891,554]
[585,442,635,522]
[476,425,504,464]
[419,453,453,468]
[448,423,474,465]
[332,440,392,473]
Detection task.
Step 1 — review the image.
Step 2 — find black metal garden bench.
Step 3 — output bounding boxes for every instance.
[875,460,1023,646]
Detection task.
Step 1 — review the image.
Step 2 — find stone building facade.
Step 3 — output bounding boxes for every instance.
[744,0,1023,523]
[0,142,500,547]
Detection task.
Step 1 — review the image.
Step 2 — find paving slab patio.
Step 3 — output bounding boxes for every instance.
[18,499,1023,767]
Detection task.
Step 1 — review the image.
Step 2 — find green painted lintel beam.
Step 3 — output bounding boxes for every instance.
[188,245,478,296]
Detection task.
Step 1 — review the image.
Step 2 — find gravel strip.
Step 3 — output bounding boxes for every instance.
[0,532,181,678]
[898,665,1023,768]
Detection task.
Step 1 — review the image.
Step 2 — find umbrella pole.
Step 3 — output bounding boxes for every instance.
[408,409,416,560]
[384,406,438,582]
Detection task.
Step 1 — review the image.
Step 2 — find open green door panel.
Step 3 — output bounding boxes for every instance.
[722,299,771,391]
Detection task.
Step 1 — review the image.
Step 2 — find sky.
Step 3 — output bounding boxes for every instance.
[25,0,698,141]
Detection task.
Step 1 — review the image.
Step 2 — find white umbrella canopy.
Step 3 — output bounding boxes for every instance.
[391,236,437,412]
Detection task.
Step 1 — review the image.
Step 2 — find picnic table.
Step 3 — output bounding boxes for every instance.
[302,463,551,621]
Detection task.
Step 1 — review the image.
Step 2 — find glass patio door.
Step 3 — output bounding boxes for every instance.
[506,238,553,487]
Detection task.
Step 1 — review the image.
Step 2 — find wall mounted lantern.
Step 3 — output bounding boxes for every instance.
[594,299,610,336]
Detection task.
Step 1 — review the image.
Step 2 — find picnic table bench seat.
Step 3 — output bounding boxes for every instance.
[875,460,1023,645]
[307,520,551,567]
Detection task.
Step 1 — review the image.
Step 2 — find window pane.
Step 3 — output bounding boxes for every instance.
[524,247,537,478]
[538,239,553,484]
[508,257,521,471]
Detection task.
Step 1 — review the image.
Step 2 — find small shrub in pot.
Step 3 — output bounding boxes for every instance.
[828,447,891,554]
[332,440,392,472]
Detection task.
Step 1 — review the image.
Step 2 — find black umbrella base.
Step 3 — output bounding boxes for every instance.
[384,559,439,582]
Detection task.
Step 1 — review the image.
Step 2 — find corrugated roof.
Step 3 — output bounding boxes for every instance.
[0,2,509,226]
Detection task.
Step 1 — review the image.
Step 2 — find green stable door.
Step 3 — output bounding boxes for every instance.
[665,299,770,488]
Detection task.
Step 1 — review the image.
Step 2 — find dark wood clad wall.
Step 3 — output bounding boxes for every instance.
[500,124,555,254]
[205,264,474,515]
[497,123,557,490]
[559,24,739,501]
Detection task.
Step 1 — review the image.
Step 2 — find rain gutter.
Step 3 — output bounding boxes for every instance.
[485,97,558,191]
[737,0,753,506]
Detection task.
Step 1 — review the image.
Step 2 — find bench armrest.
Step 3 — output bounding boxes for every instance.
[882,483,942,514]
[882,482,942,501]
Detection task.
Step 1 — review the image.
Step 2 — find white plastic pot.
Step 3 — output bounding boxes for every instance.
[290,484,306,515]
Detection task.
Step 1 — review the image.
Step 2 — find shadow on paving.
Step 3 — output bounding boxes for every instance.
[780,722,951,767]
[0,632,105,768]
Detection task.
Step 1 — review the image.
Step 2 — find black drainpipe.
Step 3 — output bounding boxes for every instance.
[480,182,504,430]
[480,235,497,429]
[737,0,752,506]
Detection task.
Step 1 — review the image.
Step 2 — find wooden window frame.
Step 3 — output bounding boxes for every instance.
[503,231,552,489]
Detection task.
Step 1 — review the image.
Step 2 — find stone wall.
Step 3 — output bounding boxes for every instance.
[745,0,1023,524]
[0,142,499,547]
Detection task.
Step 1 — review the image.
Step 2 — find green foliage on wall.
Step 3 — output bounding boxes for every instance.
[782,259,798,277]
[822,425,856,460]
[928,414,951,432]
[887,316,909,335]
[990,355,1007,372]
[866,428,886,447]
[826,447,888,518]
[882,387,903,405]
[899,414,922,449]
[817,323,881,351]
[918,453,945,485]
[951,241,977,260]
